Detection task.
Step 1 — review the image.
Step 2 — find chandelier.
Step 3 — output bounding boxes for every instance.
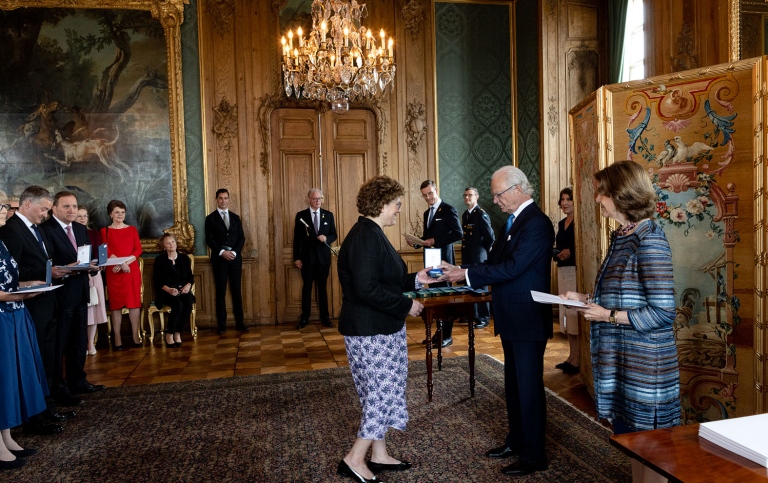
[280,0,396,114]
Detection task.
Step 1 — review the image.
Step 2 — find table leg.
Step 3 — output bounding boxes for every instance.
[437,319,443,371]
[425,315,433,403]
[468,317,475,398]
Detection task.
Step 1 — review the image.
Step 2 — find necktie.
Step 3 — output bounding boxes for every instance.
[427,206,435,228]
[31,224,48,256]
[503,214,515,235]
[222,211,230,229]
[65,225,77,251]
[313,211,320,233]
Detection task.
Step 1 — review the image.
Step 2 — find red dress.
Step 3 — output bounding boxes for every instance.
[100,226,143,310]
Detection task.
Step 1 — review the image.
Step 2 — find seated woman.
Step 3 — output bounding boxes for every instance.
[153,233,194,348]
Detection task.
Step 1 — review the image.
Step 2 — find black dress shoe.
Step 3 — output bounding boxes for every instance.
[0,458,26,470]
[485,445,518,459]
[47,410,76,422]
[55,394,84,407]
[296,320,308,330]
[555,361,568,369]
[9,448,38,458]
[236,325,250,332]
[422,335,450,346]
[367,460,412,474]
[112,344,124,351]
[473,318,490,329]
[71,382,106,395]
[23,422,63,436]
[441,337,453,348]
[337,460,378,482]
[501,460,548,476]
[562,362,580,375]
[321,319,334,328]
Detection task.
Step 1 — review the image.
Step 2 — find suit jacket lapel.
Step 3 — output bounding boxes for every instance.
[16,217,50,259]
[53,222,78,258]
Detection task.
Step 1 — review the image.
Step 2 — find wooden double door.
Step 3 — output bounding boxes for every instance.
[270,108,378,323]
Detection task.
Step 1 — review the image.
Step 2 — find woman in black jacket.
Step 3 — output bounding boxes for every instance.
[336,176,432,483]
[153,233,194,348]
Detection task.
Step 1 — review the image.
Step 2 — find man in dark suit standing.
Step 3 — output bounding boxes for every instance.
[405,179,462,346]
[293,188,337,329]
[205,188,248,335]
[0,185,74,435]
[461,187,495,329]
[41,191,105,400]
[442,166,554,477]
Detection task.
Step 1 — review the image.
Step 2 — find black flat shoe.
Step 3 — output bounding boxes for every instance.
[71,382,105,395]
[0,458,26,470]
[131,341,143,348]
[112,344,124,351]
[9,448,37,458]
[555,361,568,369]
[337,460,378,482]
[562,362,580,375]
[501,459,548,476]
[367,460,412,474]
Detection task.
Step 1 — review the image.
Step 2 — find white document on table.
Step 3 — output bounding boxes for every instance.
[530,290,587,307]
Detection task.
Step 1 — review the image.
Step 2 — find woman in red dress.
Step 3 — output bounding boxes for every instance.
[100,200,143,350]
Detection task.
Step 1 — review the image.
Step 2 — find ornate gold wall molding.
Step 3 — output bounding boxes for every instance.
[212,97,238,158]
[405,100,427,153]
[208,0,235,36]
[401,0,425,41]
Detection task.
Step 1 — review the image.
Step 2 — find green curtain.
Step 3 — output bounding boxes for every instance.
[608,0,629,84]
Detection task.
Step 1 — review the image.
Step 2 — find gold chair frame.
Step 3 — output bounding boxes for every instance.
[144,254,197,343]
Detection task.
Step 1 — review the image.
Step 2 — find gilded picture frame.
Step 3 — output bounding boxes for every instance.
[0,0,193,252]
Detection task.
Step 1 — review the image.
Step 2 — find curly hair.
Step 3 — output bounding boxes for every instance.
[594,160,656,222]
[356,176,405,217]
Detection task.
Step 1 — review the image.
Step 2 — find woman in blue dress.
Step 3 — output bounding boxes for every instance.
[562,161,678,483]
[0,197,49,471]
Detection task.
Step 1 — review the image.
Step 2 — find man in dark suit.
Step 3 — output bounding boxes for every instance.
[442,166,554,477]
[293,188,337,329]
[41,191,105,400]
[461,187,495,329]
[406,179,462,346]
[0,185,74,435]
[205,188,248,334]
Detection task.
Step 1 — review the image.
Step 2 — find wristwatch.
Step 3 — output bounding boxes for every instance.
[609,309,617,325]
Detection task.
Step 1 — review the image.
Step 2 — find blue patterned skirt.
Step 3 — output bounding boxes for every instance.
[0,307,49,429]
[344,326,408,440]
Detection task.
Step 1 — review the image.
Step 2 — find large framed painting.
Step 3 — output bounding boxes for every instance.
[598,57,763,421]
[0,0,193,252]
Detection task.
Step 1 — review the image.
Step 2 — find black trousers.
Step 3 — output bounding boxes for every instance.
[55,304,87,393]
[501,337,548,465]
[300,262,330,322]
[212,259,244,330]
[162,293,194,334]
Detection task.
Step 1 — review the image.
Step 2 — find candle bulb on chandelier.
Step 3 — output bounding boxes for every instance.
[321,21,327,41]
[344,27,349,47]
[331,54,336,67]
[388,38,394,58]
[366,29,372,50]
[380,29,385,50]
[297,27,303,47]
[294,48,299,59]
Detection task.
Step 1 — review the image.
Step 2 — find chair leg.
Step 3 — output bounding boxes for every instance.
[158,312,165,340]
[190,305,197,338]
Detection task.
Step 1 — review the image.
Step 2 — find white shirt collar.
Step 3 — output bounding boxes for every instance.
[15,211,34,229]
[430,199,442,212]
[512,198,534,218]
[53,215,71,230]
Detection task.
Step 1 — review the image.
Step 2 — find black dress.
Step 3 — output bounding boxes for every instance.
[153,253,195,335]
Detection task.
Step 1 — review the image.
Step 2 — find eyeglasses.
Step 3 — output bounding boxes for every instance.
[309,197,324,202]
[492,184,518,200]
[0,204,10,211]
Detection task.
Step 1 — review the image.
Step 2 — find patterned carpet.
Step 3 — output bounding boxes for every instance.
[6,355,630,482]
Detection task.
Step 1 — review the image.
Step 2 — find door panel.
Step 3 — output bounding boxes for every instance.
[271,107,377,323]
